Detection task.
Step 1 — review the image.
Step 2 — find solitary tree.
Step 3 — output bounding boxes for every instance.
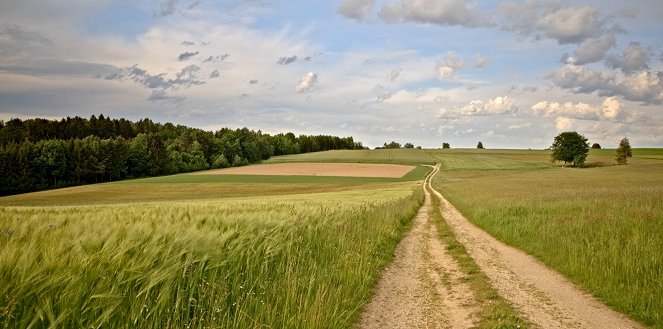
[442,142,450,149]
[591,143,601,149]
[477,141,484,149]
[550,131,589,167]
[615,137,632,165]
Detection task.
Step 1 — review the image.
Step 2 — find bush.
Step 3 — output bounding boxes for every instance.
[591,143,601,149]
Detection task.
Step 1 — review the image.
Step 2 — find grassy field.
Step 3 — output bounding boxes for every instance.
[429,148,663,327]
[264,149,436,165]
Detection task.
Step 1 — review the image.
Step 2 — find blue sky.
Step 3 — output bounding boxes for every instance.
[1,0,662,148]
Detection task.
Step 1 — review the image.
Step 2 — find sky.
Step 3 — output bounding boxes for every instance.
[1,0,662,149]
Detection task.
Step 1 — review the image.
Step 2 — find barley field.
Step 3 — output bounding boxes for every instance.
[0,151,429,329]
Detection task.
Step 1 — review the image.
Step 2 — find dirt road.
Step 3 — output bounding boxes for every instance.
[357,165,643,329]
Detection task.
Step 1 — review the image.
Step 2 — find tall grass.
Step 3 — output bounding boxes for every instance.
[0,186,422,328]
[428,149,663,327]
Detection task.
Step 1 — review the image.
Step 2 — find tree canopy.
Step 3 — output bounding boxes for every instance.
[477,141,484,149]
[615,137,632,165]
[550,131,589,167]
[0,115,366,196]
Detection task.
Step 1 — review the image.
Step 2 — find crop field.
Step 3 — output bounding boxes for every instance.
[0,151,432,328]
[264,148,436,165]
[429,148,663,327]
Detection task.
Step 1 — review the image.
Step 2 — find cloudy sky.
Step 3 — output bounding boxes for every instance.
[1,0,662,148]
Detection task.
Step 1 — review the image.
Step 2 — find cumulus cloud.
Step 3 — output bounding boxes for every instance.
[277,55,298,65]
[436,51,464,80]
[531,97,625,121]
[555,117,575,131]
[379,0,488,28]
[573,33,616,65]
[549,63,663,105]
[500,1,609,44]
[178,51,199,61]
[337,0,376,21]
[295,72,318,93]
[457,96,518,116]
[606,42,650,74]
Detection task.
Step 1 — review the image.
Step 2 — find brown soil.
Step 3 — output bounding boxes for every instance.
[357,165,643,328]
[200,163,415,178]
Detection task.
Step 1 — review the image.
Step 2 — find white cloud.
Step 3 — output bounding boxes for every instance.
[555,117,575,131]
[379,0,488,28]
[531,97,625,121]
[337,0,376,21]
[549,64,663,105]
[295,72,318,93]
[436,51,464,80]
[457,96,518,116]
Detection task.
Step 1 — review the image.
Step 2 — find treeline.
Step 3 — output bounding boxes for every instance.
[0,115,365,196]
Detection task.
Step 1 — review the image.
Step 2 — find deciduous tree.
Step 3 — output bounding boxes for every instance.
[550,131,589,167]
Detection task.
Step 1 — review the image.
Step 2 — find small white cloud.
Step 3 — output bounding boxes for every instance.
[295,72,318,93]
[458,96,518,116]
[555,117,575,131]
[436,51,464,80]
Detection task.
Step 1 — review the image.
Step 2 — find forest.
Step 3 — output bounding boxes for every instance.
[0,115,365,196]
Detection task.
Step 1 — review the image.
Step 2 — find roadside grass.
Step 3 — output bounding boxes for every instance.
[0,185,423,329]
[428,149,663,327]
[264,149,436,165]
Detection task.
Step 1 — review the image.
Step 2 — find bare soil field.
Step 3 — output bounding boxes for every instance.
[201,163,415,178]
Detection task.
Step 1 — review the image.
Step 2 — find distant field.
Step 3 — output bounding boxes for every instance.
[264,149,436,165]
[429,148,663,327]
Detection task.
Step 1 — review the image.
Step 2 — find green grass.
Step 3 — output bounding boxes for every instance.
[0,185,423,328]
[428,148,663,327]
[264,149,436,165]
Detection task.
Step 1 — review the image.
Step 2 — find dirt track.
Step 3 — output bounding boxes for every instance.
[357,165,643,329]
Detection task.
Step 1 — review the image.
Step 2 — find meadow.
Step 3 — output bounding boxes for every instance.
[0,150,438,328]
[429,148,663,327]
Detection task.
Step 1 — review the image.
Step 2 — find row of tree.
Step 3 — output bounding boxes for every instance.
[377,141,421,149]
[0,116,365,196]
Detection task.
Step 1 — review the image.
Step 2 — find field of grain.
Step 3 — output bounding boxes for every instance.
[429,148,663,327]
[201,162,415,178]
[264,148,436,165]
[0,152,432,328]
